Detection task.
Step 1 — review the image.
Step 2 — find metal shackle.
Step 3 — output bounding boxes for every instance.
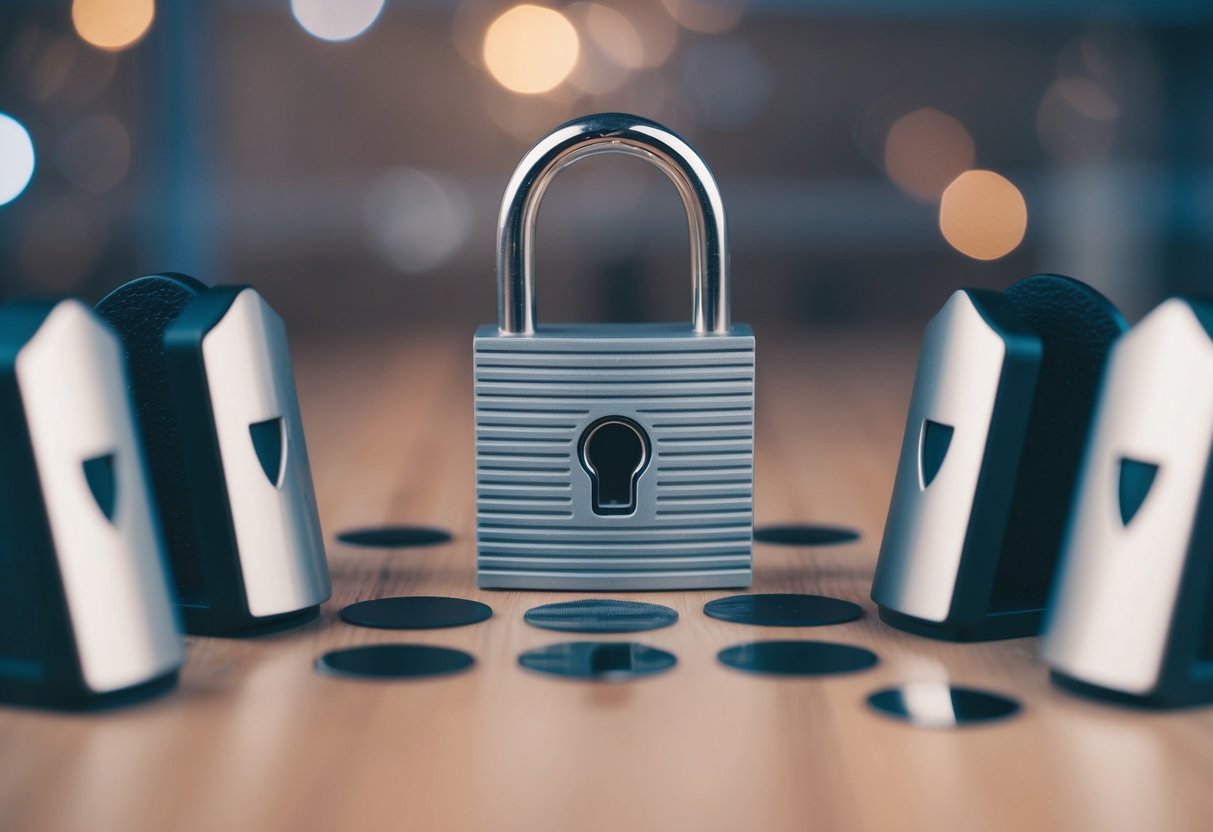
[497,113,731,335]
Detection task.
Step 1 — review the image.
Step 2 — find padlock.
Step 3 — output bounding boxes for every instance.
[1044,297,1213,707]
[474,113,755,591]
[97,274,331,635]
[0,300,183,708]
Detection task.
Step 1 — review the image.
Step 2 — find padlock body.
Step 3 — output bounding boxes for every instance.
[474,322,755,590]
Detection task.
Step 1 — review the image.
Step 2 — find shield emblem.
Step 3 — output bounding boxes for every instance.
[1117,457,1158,527]
[918,419,954,489]
[83,452,117,522]
[249,417,286,488]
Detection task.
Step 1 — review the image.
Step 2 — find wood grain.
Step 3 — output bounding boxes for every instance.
[1,329,1210,832]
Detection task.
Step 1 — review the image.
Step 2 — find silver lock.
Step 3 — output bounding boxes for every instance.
[1044,297,1213,707]
[474,113,755,591]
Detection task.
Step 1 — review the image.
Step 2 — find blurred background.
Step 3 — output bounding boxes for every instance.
[0,0,1210,338]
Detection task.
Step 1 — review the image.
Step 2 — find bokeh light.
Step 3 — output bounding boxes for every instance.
[938,170,1028,261]
[0,113,36,207]
[365,168,473,274]
[483,5,580,95]
[616,0,679,69]
[661,0,747,34]
[1036,77,1119,163]
[291,0,385,43]
[55,114,130,194]
[566,3,641,95]
[23,32,77,102]
[13,28,118,106]
[1055,77,1120,121]
[583,3,643,70]
[71,0,154,52]
[884,108,975,203]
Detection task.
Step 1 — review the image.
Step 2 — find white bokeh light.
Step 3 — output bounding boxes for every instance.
[291,0,386,43]
[0,113,36,207]
[365,168,473,274]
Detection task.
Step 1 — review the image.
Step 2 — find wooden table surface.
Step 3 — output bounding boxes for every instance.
[2,329,1212,832]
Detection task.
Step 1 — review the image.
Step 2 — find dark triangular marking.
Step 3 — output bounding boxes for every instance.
[1118,457,1159,527]
[83,453,117,522]
[918,419,954,489]
[249,417,285,488]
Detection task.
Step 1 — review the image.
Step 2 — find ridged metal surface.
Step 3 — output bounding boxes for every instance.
[474,323,754,590]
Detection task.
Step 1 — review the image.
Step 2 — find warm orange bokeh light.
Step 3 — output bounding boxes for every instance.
[72,0,154,51]
[483,5,580,95]
[884,107,975,203]
[939,170,1028,261]
[661,0,747,34]
[583,3,643,70]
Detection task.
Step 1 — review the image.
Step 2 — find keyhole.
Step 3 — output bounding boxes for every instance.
[580,416,650,516]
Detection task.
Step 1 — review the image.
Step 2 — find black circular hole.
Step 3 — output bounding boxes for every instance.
[704,593,862,627]
[754,524,861,546]
[336,526,453,548]
[341,596,492,630]
[524,599,678,633]
[717,640,878,677]
[518,641,677,681]
[867,684,1022,728]
[316,644,474,680]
